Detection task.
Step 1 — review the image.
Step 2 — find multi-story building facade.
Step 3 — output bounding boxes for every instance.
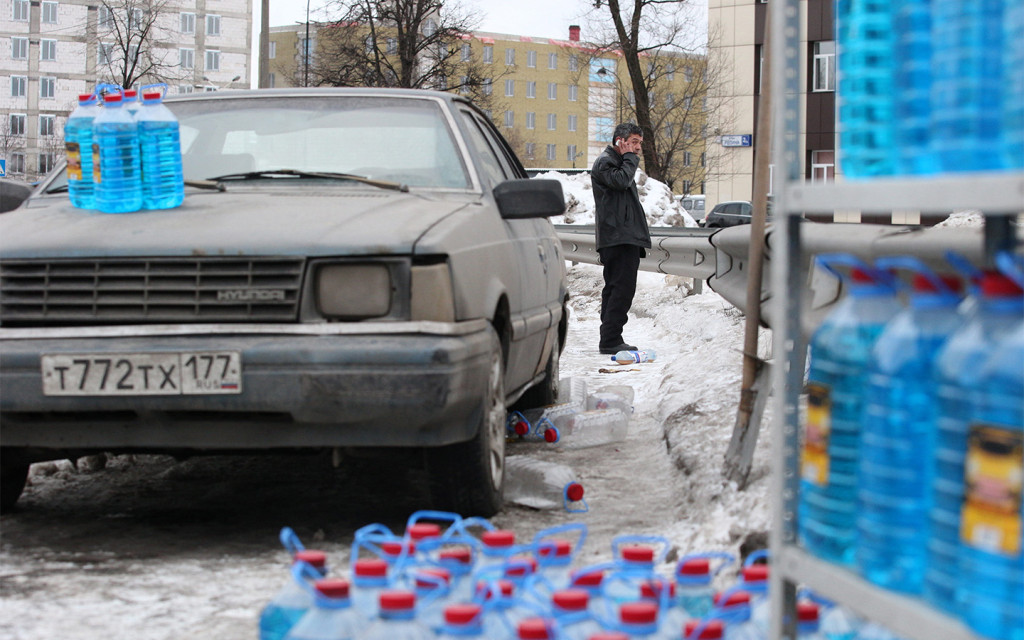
[270,23,707,186]
[1,0,252,182]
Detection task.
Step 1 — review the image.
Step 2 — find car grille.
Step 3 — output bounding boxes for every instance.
[0,257,304,326]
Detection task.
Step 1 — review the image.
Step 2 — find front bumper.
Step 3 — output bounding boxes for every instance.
[0,320,492,451]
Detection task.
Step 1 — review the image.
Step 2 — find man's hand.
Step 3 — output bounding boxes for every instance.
[615,134,643,156]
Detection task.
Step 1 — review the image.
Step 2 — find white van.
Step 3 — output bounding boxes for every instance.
[677,195,706,222]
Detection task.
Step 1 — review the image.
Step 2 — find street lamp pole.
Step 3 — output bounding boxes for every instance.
[304,0,310,86]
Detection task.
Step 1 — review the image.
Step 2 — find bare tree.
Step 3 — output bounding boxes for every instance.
[93,0,180,90]
[311,0,499,105]
[0,117,27,176]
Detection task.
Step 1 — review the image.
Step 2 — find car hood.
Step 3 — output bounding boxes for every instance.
[1,188,475,258]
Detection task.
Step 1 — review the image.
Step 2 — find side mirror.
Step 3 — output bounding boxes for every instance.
[493,179,565,219]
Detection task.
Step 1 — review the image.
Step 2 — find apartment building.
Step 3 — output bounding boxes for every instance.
[1,0,252,182]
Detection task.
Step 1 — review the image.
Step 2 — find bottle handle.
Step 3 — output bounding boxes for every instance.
[457,515,497,536]
[405,510,464,541]
[279,526,305,555]
[815,253,896,289]
[996,251,1024,289]
[875,255,960,298]
[290,559,323,595]
[532,522,588,558]
[742,548,770,568]
[944,250,984,290]
[349,522,399,567]
[140,82,168,99]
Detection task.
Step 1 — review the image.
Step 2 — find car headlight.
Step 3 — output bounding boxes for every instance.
[410,262,455,322]
[317,263,393,319]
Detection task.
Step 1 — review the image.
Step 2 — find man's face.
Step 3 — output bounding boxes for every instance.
[617,134,643,155]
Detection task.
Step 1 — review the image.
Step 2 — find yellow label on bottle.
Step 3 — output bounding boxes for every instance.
[961,423,1023,556]
[66,141,82,181]
[92,142,101,183]
[801,382,832,486]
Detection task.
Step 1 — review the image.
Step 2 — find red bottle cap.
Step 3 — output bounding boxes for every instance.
[482,530,516,547]
[124,89,137,97]
[685,619,725,639]
[78,93,93,101]
[679,558,711,576]
[714,590,751,607]
[641,580,676,599]
[475,579,515,599]
[980,271,1024,296]
[314,578,350,598]
[798,601,820,622]
[504,555,538,576]
[620,601,659,624]
[552,589,589,611]
[570,568,604,587]
[354,558,388,577]
[414,567,451,588]
[103,94,122,103]
[543,427,559,442]
[538,539,572,558]
[381,541,416,557]
[439,547,473,564]
[444,603,482,625]
[293,550,327,569]
[621,546,654,563]
[517,617,551,639]
[378,590,416,611]
[407,522,442,540]
[565,483,585,502]
[142,91,161,100]
[589,634,630,640]
[742,564,769,582]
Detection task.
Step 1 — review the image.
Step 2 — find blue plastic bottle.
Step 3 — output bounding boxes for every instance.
[123,89,140,119]
[136,88,184,210]
[800,258,902,565]
[92,92,142,213]
[436,603,485,639]
[356,590,433,640]
[857,262,963,593]
[675,554,734,620]
[351,559,390,621]
[893,0,936,175]
[797,602,826,640]
[603,543,659,605]
[550,589,602,640]
[260,551,329,640]
[65,93,100,209]
[836,0,895,178]
[285,579,369,640]
[412,567,451,632]
[438,547,474,604]
[616,601,666,639]
[930,0,1006,172]
[1005,1,1024,169]
[957,319,1024,640]
[711,591,763,640]
[925,270,1024,612]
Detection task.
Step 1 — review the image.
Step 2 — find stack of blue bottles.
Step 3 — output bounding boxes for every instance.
[925,269,1024,612]
[857,259,964,593]
[957,262,1024,640]
[436,603,485,639]
[836,0,895,177]
[136,86,184,210]
[92,91,142,213]
[356,590,433,640]
[284,578,368,640]
[64,93,100,209]
[893,0,935,175]
[1005,2,1024,169]
[930,0,1006,173]
[260,550,329,640]
[800,256,902,565]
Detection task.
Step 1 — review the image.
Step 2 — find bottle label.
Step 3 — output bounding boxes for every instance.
[961,423,1023,556]
[92,142,102,183]
[801,382,832,486]
[66,142,82,180]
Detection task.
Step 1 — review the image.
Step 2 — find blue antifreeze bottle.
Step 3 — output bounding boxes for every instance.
[65,92,101,209]
[1004,1,1024,169]
[957,286,1024,640]
[925,269,1024,613]
[799,256,902,565]
[260,551,329,640]
[857,259,963,593]
[893,0,936,175]
[136,86,184,210]
[285,579,369,640]
[92,91,142,213]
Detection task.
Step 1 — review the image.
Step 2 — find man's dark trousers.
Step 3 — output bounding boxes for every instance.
[598,244,643,350]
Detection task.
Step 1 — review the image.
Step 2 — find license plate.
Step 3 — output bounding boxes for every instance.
[41,352,242,396]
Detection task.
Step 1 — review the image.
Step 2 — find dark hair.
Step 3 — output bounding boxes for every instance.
[612,122,643,144]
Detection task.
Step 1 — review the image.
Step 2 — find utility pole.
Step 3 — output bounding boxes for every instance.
[259,0,270,88]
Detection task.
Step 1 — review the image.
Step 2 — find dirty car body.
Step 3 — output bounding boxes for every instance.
[0,89,568,516]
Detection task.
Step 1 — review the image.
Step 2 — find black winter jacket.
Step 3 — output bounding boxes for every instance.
[590,145,652,250]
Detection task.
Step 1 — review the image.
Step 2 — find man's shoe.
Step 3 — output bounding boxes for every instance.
[599,342,638,355]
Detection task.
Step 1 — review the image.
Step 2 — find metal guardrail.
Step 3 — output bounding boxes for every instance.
[556,222,993,336]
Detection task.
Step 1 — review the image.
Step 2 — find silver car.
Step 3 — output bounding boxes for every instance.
[0,88,568,516]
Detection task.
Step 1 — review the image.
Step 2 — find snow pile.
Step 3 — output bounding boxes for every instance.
[536,169,698,228]
[935,210,985,228]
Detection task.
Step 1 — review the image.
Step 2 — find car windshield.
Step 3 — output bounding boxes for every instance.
[169,95,472,189]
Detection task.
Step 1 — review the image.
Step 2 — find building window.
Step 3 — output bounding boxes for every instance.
[526,81,536,99]
[548,52,557,70]
[9,152,25,174]
[177,84,194,94]
[568,114,577,132]
[461,43,471,61]
[482,78,492,95]
[98,42,115,65]
[39,114,55,136]
[569,55,578,72]
[205,49,220,71]
[482,45,493,63]
[504,110,514,128]
[684,66,693,82]
[568,85,578,101]
[11,76,27,97]
[387,38,397,55]
[700,152,706,167]
[12,37,28,60]
[9,114,26,136]
[546,144,556,161]
[526,112,535,130]
[364,36,374,54]
[505,78,514,97]
[527,50,536,67]
[42,1,58,23]
[547,82,556,100]
[813,41,836,92]
[269,41,276,58]
[98,6,112,29]
[595,116,613,142]
[567,144,579,163]
[665,93,674,109]
[39,152,56,175]
[130,8,144,29]
[505,48,515,65]
[459,75,469,93]
[525,142,535,159]
[684,123,693,139]
[684,151,692,167]
[41,39,57,61]
[665,123,674,139]
[40,77,55,99]
[268,72,276,87]
[206,14,221,36]
[547,113,556,130]
[13,0,29,20]
[811,150,835,183]
[179,48,194,69]
[667,64,675,80]
[180,12,195,33]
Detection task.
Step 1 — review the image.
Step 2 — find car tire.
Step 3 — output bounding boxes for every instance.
[425,327,506,517]
[1,452,29,513]
[514,330,560,410]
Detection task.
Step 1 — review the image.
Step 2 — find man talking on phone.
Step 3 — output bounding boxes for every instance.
[591,122,652,355]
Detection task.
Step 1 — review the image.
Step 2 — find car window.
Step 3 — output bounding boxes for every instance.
[458,109,510,188]
[170,96,471,189]
[722,203,740,215]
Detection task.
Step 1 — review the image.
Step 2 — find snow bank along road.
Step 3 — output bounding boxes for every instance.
[0,264,772,640]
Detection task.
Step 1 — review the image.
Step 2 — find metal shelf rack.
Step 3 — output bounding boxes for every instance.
[765,1,1023,639]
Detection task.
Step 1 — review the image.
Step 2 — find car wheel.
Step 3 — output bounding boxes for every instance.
[1,452,29,513]
[426,327,506,517]
[515,330,560,409]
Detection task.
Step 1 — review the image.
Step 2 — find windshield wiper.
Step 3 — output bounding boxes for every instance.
[206,169,409,193]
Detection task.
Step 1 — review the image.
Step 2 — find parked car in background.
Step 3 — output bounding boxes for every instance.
[702,200,753,228]
[676,194,706,223]
[0,88,569,516]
